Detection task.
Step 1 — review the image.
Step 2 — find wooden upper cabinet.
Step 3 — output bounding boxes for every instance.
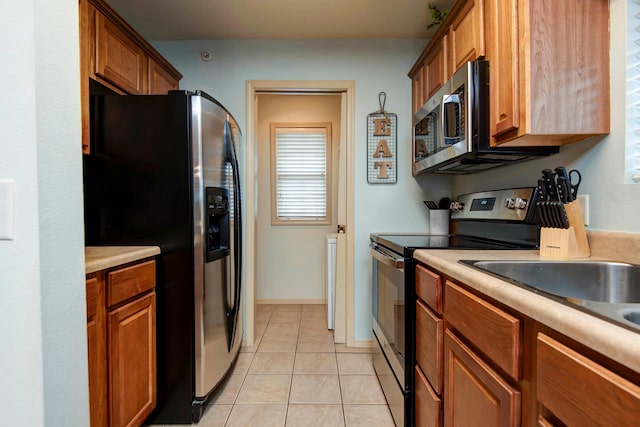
[484,0,519,139]
[423,34,449,101]
[487,0,610,146]
[411,66,426,115]
[448,0,485,75]
[95,12,147,95]
[149,58,179,94]
[409,0,610,149]
[79,0,182,153]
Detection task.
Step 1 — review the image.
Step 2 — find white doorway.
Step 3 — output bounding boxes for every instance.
[244,80,355,347]
[255,94,340,303]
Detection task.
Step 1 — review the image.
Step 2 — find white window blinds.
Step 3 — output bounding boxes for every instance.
[626,0,640,183]
[273,126,329,221]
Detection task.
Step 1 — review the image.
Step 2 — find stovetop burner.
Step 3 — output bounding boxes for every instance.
[371,233,536,257]
[371,187,542,256]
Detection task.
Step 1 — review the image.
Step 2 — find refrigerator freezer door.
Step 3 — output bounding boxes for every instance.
[191,95,235,401]
[193,95,242,401]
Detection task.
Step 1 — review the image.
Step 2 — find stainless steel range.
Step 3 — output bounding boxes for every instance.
[370,187,541,427]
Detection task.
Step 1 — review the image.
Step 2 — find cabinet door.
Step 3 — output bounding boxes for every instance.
[443,330,520,427]
[537,333,640,426]
[108,292,156,427]
[86,277,107,427]
[485,0,519,139]
[423,35,448,100]
[412,66,426,115]
[95,10,147,94]
[416,366,442,427]
[79,0,92,154]
[148,58,179,94]
[448,0,485,74]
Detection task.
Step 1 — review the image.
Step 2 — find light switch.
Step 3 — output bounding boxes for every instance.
[0,179,15,240]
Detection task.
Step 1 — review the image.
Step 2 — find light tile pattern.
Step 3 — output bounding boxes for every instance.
[183,304,395,427]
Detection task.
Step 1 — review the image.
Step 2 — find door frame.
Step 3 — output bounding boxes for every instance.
[244,80,355,346]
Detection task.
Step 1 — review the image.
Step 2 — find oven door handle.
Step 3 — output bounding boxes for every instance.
[370,243,405,269]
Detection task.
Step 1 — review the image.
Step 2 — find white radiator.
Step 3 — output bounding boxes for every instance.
[326,233,337,330]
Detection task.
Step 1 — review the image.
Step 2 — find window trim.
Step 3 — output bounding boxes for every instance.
[270,122,332,225]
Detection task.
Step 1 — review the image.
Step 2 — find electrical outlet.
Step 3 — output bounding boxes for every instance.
[577,194,589,226]
[0,179,15,240]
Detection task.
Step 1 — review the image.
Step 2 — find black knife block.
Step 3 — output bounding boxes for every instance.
[539,200,590,259]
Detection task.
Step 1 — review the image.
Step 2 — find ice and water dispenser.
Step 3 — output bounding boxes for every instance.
[206,186,230,262]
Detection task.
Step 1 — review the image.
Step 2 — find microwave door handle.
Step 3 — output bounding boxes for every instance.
[441,94,461,142]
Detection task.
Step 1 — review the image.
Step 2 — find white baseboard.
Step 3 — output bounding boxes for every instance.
[256,299,327,305]
[352,339,374,348]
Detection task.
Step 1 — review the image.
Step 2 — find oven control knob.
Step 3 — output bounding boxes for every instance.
[504,198,516,209]
[451,201,465,211]
[515,197,528,210]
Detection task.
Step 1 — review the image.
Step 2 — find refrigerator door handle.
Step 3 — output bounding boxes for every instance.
[225,122,242,351]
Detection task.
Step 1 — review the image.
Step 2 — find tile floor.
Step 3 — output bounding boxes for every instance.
[186,304,395,427]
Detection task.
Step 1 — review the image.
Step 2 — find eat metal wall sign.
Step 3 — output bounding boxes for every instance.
[367,93,397,184]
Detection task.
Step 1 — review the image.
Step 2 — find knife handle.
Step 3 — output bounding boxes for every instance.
[542,169,558,200]
[557,176,571,203]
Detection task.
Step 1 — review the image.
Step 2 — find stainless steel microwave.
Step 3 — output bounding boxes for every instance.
[412,60,557,175]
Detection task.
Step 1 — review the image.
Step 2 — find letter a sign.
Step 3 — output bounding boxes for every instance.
[367,100,397,184]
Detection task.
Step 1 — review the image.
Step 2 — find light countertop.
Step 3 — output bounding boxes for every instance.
[413,249,640,374]
[85,246,161,274]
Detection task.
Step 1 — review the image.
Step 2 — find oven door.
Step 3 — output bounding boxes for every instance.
[371,243,408,427]
[371,244,406,388]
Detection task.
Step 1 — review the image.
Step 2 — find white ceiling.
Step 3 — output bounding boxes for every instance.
[105,0,456,40]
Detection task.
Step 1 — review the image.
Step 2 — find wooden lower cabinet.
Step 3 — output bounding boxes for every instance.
[87,277,107,427]
[414,261,640,427]
[443,330,520,427]
[536,333,640,427]
[108,292,156,427]
[416,299,443,394]
[415,366,442,427]
[86,259,156,427]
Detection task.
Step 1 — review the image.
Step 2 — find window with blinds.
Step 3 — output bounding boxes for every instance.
[627,0,640,183]
[270,123,332,224]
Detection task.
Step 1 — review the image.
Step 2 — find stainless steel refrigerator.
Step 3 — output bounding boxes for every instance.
[83,90,242,423]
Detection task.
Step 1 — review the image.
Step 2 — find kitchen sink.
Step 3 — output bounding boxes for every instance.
[623,311,640,325]
[460,260,640,331]
[464,261,640,303]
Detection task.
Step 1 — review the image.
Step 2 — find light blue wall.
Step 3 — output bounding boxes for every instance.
[453,1,638,233]
[153,39,452,340]
[0,0,88,424]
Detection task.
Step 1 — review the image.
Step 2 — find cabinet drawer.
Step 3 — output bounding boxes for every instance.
[107,260,155,307]
[415,365,442,427]
[86,277,99,319]
[416,299,443,394]
[537,333,640,426]
[416,264,443,314]
[444,281,521,380]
